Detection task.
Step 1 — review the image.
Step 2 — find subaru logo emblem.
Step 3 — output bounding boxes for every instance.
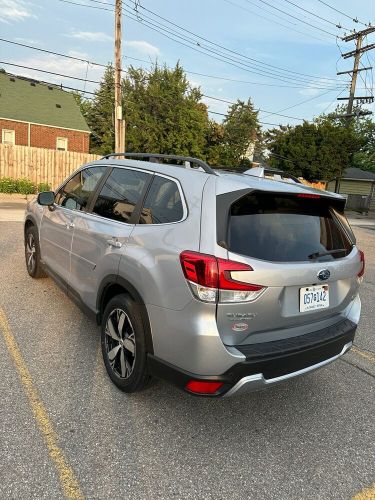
[317,269,330,281]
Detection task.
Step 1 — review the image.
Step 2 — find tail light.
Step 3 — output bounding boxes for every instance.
[185,380,224,395]
[180,251,265,303]
[358,249,365,278]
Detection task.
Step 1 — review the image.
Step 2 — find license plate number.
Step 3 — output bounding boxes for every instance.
[299,285,329,312]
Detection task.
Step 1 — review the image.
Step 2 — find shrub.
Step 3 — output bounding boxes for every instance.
[17,178,37,195]
[0,177,37,195]
[37,182,51,192]
[0,177,18,193]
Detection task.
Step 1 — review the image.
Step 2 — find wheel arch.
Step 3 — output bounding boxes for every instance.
[24,215,38,237]
[97,275,154,354]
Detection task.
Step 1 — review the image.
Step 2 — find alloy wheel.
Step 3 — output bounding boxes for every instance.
[26,233,36,274]
[104,308,136,379]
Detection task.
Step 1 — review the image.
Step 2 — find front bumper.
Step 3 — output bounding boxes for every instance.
[148,318,356,397]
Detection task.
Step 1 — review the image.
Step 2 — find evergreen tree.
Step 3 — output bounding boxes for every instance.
[204,121,225,165]
[220,99,260,167]
[86,65,115,154]
[123,63,209,157]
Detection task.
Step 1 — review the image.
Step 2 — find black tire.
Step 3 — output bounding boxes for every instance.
[101,294,151,393]
[25,225,47,279]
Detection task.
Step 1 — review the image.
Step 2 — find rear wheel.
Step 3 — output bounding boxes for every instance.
[101,294,150,392]
[25,225,47,278]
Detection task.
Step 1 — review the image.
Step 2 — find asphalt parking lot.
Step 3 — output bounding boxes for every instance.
[0,203,374,499]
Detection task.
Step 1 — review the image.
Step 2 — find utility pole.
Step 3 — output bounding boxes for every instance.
[337,27,375,121]
[334,26,375,192]
[114,0,125,153]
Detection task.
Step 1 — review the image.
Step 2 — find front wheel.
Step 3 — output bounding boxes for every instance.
[101,294,151,392]
[25,225,47,278]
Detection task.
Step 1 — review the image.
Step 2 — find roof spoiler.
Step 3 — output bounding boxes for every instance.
[243,167,264,177]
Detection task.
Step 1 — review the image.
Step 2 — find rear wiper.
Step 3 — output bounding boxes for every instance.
[308,249,347,260]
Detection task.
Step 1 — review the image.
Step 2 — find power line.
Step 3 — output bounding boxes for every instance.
[0,36,348,90]
[315,0,370,27]
[120,6,340,86]
[280,0,350,30]
[121,4,351,88]
[79,0,344,86]
[249,0,338,37]
[0,61,102,83]
[202,94,305,121]
[55,0,112,10]
[235,0,299,27]
[0,37,109,69]
[223,0,335,45]
[123,0,342,81]
[320,87,346,114]
[52,0,351,89]
[208,110,282,126]
[2,66,286,129]
[0,60,308,122]
[261,88,337,118]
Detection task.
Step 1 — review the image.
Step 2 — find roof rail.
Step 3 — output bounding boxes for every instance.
[101,152,218,176]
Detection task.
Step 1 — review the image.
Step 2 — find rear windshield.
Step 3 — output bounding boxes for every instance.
[227,192,353,262]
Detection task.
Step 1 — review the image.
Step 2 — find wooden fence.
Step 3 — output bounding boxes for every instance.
[0,144,100,189]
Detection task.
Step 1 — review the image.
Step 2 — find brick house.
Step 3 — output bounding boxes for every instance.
[0,71,90,153]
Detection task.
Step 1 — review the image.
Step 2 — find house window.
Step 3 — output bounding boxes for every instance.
[2,129,15,145]
[56,137,68,151]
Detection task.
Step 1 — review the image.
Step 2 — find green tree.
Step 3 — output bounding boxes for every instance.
[204,121,225,165]
[352,118,375,172]
[73,92,92,121]
[123,63,210,157]
[315,105,375,173]
[220,99,260,167]
[85,65,115,154]
[265,120,360,181]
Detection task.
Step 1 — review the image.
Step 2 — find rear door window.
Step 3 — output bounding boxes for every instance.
[139,175,184,224]
[227,192,353,262]
[92,168,150,224]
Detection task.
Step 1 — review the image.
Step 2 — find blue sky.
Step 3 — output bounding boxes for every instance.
[1,0,374,128]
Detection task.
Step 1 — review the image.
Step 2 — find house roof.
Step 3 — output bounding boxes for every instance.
[342,167,375,181]
[0,71,90,132]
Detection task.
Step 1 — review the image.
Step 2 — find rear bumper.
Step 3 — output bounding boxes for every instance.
[148,318,356,397]
[224,341,352,396]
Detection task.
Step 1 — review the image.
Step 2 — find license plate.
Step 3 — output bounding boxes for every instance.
[299,285,329,312]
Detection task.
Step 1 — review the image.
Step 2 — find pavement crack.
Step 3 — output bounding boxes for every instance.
[339,357,375,379]
[353,344,375,356]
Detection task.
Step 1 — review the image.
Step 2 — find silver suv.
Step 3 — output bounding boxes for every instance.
[24,153,364,397]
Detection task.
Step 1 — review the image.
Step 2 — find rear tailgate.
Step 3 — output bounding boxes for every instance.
[216,189,361,346]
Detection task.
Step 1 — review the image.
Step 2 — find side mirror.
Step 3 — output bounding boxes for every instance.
[37,191,55,206]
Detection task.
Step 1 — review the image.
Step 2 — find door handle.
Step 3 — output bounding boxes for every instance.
[107,238,122,248]
[66,221,75,229]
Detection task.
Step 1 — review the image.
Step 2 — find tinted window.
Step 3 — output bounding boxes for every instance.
[139,176,184,224]
[93,168,150,223]
[227,192,353,262]
[55,167,105,211]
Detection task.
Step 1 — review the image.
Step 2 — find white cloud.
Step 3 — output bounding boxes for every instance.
[66,31,112,42]
[15,36,41,45]
[124,40,160,57]
[0,0,36,23]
